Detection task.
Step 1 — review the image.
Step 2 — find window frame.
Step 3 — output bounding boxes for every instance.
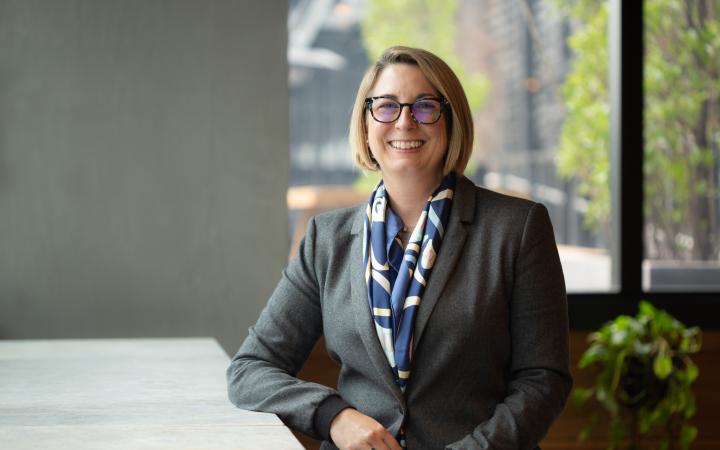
[568,0,720,330]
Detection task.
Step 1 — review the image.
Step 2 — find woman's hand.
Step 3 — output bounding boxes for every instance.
[329,408,403,450]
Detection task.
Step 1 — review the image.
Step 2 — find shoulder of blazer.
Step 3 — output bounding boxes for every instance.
[457,175,539,224]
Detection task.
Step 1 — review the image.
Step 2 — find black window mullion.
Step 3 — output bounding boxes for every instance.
[567,0,643,330]
[619,0,644,298]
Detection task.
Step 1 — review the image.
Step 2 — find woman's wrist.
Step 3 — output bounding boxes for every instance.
[314,395,353,441]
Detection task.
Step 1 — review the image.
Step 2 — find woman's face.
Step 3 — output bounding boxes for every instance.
[366,64,448,182]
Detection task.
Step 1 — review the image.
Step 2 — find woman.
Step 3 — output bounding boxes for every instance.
[227,46,572,450]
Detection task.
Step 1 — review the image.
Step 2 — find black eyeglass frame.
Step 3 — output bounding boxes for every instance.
[364,96,450,124]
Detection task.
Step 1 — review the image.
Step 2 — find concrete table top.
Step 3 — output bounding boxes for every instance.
[0,338,304,449]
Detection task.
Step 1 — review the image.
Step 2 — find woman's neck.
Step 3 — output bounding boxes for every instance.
[382,171,443,228]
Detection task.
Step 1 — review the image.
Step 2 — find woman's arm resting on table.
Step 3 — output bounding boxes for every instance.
[227,217,348,440]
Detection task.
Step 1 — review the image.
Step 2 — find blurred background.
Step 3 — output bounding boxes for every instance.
[0,0,718,357]
[287,0,719,295]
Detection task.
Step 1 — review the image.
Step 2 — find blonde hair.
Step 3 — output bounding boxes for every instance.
[349,46,474,174]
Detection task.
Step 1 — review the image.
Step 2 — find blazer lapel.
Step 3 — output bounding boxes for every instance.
[412,176,475,352]
[349,207,404,400]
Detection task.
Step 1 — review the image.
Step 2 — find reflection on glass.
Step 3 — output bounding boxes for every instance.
[288,0,614,292]
[643,0,720,292]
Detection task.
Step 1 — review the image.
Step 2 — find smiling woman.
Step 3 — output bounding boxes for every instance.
[228,46,571,450]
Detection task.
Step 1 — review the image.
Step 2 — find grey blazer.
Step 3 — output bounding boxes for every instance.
[227,176,572,449]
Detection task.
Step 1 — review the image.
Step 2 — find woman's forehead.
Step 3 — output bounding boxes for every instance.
[370,64,438,98]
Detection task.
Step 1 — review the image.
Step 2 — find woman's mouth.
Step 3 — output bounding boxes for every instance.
[389,140,425,150]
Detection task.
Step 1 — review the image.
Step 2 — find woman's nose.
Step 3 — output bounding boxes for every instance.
[395,105,417,130]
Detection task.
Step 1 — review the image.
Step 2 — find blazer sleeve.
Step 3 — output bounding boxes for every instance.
[447,203,573,450]
[226,217,341,440]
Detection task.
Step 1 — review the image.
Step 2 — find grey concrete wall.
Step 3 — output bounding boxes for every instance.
[0,1,288,355]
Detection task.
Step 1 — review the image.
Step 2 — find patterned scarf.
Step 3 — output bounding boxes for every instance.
[362,173,456,391]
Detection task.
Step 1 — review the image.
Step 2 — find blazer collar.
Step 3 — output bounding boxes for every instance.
[411,175,474,351]
[348,175,476,391]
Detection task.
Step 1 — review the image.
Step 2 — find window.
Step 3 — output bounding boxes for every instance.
[642,0,720,292]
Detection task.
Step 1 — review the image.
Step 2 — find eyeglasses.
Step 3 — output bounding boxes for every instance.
[364,96,449,124]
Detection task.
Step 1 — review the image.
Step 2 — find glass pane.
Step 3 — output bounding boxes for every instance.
[643,0,720,292]
[288,0,615,292]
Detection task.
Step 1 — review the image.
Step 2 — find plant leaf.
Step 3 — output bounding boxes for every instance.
[680,424,698,450]
[579,343,607,368]
[571,387,594,406]
[654,353,673,379]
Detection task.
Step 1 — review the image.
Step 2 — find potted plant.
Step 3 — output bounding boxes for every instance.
[573,301,702,450]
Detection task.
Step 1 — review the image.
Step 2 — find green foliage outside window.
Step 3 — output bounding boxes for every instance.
[556,0,720,261]
[644,0,719,260]
[555,0,610,234]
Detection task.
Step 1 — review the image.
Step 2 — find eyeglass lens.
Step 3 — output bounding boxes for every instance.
[371,98,443,124]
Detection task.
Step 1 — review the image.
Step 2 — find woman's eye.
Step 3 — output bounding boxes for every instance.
[414,100,438,112]
[376,101,399,111]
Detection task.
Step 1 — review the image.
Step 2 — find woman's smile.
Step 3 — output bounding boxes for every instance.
[388,140,425,150]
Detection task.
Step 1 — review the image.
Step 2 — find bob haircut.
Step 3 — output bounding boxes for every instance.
[349,46,474,175]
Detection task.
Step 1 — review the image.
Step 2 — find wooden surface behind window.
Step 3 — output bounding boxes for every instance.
[292,331,720,450]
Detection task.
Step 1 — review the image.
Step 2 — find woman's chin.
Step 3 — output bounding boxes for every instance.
[380,162,442,181]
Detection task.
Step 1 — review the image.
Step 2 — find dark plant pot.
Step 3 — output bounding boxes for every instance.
[617,355,668,409]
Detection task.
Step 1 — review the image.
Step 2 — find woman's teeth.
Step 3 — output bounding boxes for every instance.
[390,140,424,149]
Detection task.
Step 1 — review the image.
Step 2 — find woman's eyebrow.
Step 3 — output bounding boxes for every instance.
[372,94,399,100]
[372,93,439,100]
